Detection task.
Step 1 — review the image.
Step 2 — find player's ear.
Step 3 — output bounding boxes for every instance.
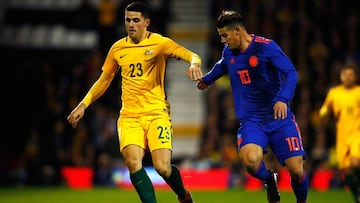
[145,18,151,27]
[235,26,241,34]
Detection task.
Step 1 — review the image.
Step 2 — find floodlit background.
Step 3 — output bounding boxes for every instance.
[0,0,359,193]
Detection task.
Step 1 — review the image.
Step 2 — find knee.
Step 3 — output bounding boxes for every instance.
[240,151,262,172]
[285,156,305,181]
[125,158,142,173]
[288,165,304,181]
[351,157,360,168]
[154,163,171,178]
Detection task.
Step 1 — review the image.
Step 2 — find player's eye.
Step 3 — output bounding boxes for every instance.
[125,18,140,23]
[220,34,227,38]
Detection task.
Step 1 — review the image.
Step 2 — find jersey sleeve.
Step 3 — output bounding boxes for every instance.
[102,42,120,76]
[267,41,298,102]
[319,88,334,117]
[162,37,201,65]
[81,42,119,107]
[202,55,228,85]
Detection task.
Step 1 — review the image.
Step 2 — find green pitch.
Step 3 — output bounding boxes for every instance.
[0,187,353,203]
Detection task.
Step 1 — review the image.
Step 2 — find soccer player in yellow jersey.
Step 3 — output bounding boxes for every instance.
[67,2,202,203]
[319,64,360,203]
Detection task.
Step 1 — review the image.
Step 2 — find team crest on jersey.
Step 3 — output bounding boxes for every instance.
[230,58,235,64]
[145,49,154,55]
[249,56,258,67]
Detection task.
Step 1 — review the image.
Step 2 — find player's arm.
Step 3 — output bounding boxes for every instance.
[164,38,203,80]
[67,43,118,128]
[67,71,115,128]
[318,90,333,124]
[269,43,298,103]
[267,42,298,119]
[186,53,203,81]
[198,56,228,90]
[80,71,114,107]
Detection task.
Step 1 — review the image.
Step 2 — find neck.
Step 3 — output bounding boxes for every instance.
[344,84,354,89]
[131,31,149,44]
[239,33,253,51]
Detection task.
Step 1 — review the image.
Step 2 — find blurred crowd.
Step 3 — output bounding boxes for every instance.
[1,0,359,189]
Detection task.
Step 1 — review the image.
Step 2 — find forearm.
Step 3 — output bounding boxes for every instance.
[190,53,201,67]
[81,72,114,107]
[276,69,298,102]
[319,105,330,119]
[202,60,227,85]
[171,45,202,67]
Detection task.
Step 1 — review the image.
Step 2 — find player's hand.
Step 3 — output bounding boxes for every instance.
[196,79,209,90]
[67,103,86,128]
[186,64,203,81]
[273,101,287,119]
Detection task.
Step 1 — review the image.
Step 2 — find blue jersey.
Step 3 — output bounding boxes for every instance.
[203,35,298,123]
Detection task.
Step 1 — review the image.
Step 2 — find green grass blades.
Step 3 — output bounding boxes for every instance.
[0,187,353,203]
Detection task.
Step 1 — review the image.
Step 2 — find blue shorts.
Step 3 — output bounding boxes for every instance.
[237,117,306,165]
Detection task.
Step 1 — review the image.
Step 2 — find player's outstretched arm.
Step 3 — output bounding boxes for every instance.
[318,102,333,126]
[67,71,114,128]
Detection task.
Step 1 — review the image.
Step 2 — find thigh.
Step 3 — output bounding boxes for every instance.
[336,143,350,170]
[237,122,268,150]
[270,119,306,165]
[118,117,146,152]
[147,115,173,151]
[349,132,360,159]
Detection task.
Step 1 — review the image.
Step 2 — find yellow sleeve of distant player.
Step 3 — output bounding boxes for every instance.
[163,38,202,67]
[319,89,333,119]
[319,105,329,118]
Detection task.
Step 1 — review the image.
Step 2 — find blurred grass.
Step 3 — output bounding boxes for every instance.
[0,186,353,203]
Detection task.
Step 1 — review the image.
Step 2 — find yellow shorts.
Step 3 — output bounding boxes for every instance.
[349,132,360,158]
[337,132,360,169]
[117,114,173,152]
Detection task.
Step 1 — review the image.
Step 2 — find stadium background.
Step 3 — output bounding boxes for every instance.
[0,0,359,193]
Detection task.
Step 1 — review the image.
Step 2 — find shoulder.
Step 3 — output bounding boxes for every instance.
[110,37,127,49]
[253,35,272,44]
[328,85,344,93]
[149,32,172,42]
[354,86,360,93]
[252,35,279,50]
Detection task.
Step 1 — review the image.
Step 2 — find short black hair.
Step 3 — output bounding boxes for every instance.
[216,10,244,29]
[125,2,150,19]
[341,64,359,77]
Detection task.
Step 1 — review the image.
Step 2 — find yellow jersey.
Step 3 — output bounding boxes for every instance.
[102,32,201,117]
[320,85,360,144]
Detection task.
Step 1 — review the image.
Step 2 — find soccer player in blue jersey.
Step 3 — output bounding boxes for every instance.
[197,10,308,203]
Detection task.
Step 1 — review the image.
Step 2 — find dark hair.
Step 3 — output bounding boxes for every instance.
[125,2,150,19]
[341,64,359,77]
[216,10,244,29]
